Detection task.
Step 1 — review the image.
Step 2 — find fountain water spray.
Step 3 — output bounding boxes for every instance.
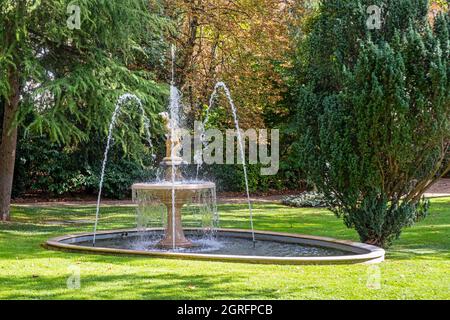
[197,82,256,246]
[92,94,154,246]
[170,44,178,250]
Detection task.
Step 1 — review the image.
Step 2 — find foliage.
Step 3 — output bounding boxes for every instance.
[13,135,156,199]
[164,0,294,128]
[282,192,328,208]
[202,163,280,193]
[291,0,450,247]
[0,0,170,142]
[0,0,174,208]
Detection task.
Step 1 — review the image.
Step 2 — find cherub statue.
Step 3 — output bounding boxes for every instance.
[159,112,182,160]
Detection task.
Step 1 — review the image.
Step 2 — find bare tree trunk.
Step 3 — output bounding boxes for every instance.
[0,70,20,222]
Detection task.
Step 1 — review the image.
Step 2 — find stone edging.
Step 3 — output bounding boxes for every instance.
[44,228,385,265]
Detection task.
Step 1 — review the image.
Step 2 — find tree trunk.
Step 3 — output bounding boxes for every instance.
[364,237,386,249]
[0,70,20,221]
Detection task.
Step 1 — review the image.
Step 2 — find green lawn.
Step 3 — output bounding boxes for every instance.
[0,198,449,300]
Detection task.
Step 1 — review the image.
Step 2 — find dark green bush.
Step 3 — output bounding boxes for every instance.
[13,135,157,199]
[201,163,275,193]
[291,0,449,248]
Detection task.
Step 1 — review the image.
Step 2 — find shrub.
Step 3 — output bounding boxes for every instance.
[201,163,274,193]
[13,135,157,199]
[291,0,449,247]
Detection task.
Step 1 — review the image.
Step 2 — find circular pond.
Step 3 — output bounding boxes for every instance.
[45,228,384,265]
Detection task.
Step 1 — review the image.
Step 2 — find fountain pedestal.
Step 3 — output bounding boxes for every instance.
[157,189,193,248]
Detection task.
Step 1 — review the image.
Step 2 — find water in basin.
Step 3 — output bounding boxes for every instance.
[78,232,352,257]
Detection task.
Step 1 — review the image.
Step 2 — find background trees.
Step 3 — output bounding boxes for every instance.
[159,0,302,190]
[291,0,449,247]
[164,0,293,128]
[1,0,448,238]
[0,0,171,220]
[1,0,300,208]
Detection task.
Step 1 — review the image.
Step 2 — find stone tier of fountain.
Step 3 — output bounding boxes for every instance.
[132,182,215,248]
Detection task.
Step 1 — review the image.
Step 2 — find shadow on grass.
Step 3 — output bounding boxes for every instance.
[0,272,282,300]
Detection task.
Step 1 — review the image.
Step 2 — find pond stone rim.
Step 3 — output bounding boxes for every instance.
[44,228,385,265]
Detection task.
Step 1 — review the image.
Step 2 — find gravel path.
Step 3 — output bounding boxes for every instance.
[424,178,450,198]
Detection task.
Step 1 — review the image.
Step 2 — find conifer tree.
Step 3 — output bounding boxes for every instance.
[0,0,170,220]
[294,0,449,247]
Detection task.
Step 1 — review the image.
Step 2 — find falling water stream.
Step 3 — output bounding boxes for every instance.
[92,94,154,246]
[169,45,178,250]
[197,82,256,245]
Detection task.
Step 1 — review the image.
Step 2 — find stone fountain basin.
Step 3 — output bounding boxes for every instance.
[44,228,384,265]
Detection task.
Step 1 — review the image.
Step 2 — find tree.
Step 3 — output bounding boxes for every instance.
[162,0,293,128]
[0,0,170,221]
[293,0,449,247]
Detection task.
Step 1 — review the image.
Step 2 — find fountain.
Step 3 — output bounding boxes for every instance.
[44,46,385,265]
[46,113,384,264]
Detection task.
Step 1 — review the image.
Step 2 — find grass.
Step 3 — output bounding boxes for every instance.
[0,198,449,300]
